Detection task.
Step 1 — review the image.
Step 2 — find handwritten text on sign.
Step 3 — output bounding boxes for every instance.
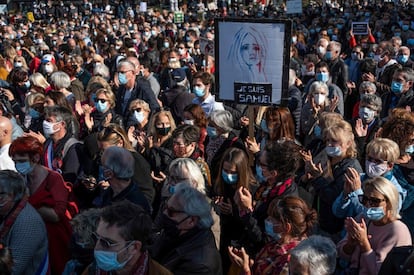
[234,82,272,104]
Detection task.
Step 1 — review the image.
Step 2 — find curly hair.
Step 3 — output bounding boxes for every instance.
[381,108,414,156]
[264,139,303,182]
[268,196,318,238]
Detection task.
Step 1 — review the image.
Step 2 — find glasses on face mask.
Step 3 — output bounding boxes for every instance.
[92,232,132,249]
[358,195,386,207]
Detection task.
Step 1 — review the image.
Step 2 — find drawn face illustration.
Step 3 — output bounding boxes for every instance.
[240,34,261,67]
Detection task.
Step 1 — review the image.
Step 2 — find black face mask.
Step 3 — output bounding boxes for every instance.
[156,127,171,136]
[160,213,189,237]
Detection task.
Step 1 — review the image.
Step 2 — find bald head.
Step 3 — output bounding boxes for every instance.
[0,116,12,146]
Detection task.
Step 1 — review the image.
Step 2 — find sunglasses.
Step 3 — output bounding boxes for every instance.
[94,98,107,103]
[92,232,132,249]
[358,195,386,207]
[133,108,142,113]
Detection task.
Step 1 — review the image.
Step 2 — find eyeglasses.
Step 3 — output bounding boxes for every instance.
[94,98,107,103]
[366,156,387,165]
[92,232,132,249]
[358,195,386,207]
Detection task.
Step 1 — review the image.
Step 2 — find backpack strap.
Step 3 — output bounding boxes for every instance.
[62,138,82,159]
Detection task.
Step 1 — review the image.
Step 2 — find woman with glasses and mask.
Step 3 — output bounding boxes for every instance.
[337,177,412,275]
[84,88,123,134]
[228,196,317,275]
[333,138,406,220]
[126,99,152,154]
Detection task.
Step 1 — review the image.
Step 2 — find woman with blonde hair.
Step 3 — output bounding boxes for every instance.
[145,109,176,184]
[83,88,123,134]
[338,177,412,274]
[302,120,362,238]
[29,72,51,94]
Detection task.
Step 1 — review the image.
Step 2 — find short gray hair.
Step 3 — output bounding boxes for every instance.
[173,182,213,229]
[102,146,134,180]
[359,81,377,93]
[360,93,382,112]
[290,235,337,275]
[117,60,135,71]
[0,170,27,201]
[210,110,233,133]
[93,63,110,81]
[310,81,329,95]
[169,158,205,194]
[50,71,71,89]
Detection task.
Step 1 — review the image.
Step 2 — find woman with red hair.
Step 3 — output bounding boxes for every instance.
[9,136,73,275]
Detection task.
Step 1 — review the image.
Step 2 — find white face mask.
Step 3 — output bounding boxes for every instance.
[365,160,389,178]
[44,64,54,73]
[43,120,60,136]
[314,93,326,105]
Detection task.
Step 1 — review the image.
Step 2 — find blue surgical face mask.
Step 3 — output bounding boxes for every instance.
[325,146,342,157]
[15,161,34,175]
[391,81,404,94]
[316,72,329,83]
[406,144,414,154]
[222,170,238,184]
[365,207,385,221]
[24,80,31,89]
[403,25,410,31]
[207,126,218,138]
[397,54,409,64]
[264,219,281,240]
[193,86,205,97]
[255,164,266,183]
[29,108,41,119]
[94,242,134,271]
[95,101,108,113]
[325,51,333,60]
[118,73,128,85]
[408,38,414,47]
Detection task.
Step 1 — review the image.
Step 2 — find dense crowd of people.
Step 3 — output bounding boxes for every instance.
[1,0,414,274]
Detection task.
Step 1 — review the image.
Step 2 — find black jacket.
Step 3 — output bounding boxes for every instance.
[379,245,414,275]
[151,228,222,275]
[311,157,362,234]
[115,78,160,118]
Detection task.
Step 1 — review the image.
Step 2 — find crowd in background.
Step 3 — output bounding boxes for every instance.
[1,0,414,274]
